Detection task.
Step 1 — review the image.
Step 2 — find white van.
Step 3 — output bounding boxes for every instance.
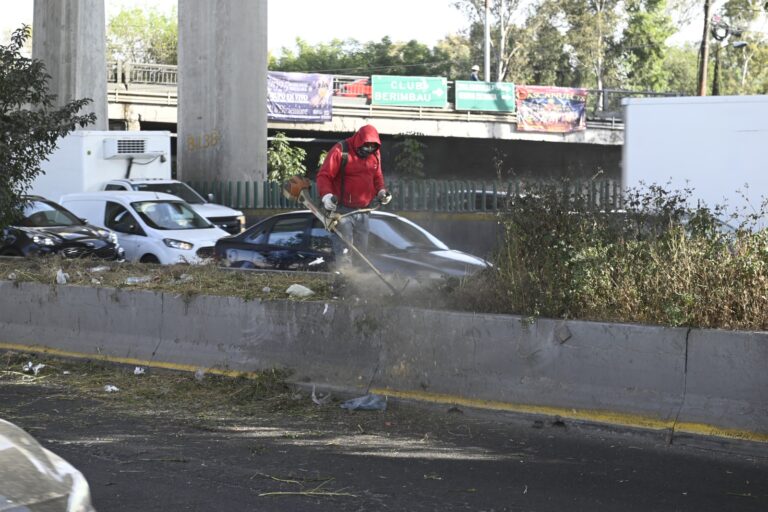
[59,191,229,264]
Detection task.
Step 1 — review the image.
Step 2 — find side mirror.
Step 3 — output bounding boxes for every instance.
[207,193,215,203]
[79,217,88,224]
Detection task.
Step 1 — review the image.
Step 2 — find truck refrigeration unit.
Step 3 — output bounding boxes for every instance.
[32,131,245,234]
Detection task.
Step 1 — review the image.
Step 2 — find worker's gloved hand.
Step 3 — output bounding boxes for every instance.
[322,193,337,211]
[377,189,392,205]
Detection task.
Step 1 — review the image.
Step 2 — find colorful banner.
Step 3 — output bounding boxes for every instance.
[515,85,587,133]
[455,81,515,112]
[267,72,333,123]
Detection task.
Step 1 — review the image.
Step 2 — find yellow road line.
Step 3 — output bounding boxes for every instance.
[0,342,248,379]
[372,387,768,444]
[3,341,765,444]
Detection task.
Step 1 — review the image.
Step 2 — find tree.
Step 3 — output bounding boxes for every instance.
[0,26,96,227]
[107,7,178,64]
[267,132,307,183]
[620,0,676,91]
[393,134,427,179]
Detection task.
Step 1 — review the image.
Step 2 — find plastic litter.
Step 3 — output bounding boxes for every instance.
[103,384,119,393]
[286,284,314,298]
[22,362,45,375]
[89,266,110,273]
[55,269,69,284]
[262,286,271,293]
[133,367,146,375]
[308,257,325,267]
[7,272,17,280]
[194,368,206,382]
[91,278,102,285]
[311,384,332,406]
[125,276,151,285]
[322,303,329,315]
[339,394,387,411]
[177,273,193,283]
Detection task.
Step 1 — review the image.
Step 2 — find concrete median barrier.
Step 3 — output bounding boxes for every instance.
[0,280,765,445]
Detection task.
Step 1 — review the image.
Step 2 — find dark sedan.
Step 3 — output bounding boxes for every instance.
[0,196,125,260]
[214,210,489,279]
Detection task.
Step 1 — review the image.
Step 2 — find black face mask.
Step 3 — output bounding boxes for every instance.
[356,145,377,158]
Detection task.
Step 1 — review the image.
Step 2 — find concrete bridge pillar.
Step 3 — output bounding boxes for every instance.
[32,0,108,130]
[178,0,268,189]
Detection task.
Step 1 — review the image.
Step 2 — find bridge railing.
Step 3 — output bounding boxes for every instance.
[185,178,622,212]
[108,62,678,121]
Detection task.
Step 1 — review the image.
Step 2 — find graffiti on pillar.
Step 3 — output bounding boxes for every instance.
[187,130,221,152]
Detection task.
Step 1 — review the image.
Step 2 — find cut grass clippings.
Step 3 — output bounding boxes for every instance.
[0,257,337,303]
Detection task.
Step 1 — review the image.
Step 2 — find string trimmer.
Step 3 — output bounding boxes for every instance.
[282,176,399,296]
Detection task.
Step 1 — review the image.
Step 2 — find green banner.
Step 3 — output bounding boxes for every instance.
[371,75,447,108]
[455,81,516,112]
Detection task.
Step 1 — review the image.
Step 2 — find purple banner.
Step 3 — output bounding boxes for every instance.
[267,72,333,123]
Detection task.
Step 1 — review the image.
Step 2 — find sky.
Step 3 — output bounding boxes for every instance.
[0,0,468,53]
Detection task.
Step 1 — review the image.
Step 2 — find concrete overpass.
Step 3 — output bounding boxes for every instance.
[108,80,626,147]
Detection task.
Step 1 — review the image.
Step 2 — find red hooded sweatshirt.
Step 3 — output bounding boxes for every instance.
[316,124,385,208]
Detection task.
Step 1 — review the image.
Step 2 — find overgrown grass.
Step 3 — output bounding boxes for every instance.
[453,181,768,330]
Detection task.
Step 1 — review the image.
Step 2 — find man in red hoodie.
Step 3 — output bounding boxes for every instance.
[316,124,391,261]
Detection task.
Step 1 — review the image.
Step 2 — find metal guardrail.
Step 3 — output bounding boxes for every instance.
[185,179,623,212]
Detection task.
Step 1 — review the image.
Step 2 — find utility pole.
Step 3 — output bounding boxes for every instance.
[498,0,506,81]
[697,0,712,96]
[484,0,491,82]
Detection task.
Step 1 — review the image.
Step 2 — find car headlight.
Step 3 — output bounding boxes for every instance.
[32,234,56,246]
[237,215,246,231]
[163,238,194,250]
[97,228,119,245]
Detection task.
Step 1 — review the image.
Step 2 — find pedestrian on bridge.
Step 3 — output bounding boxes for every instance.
[317,124,392,264]
[470,64,481,81]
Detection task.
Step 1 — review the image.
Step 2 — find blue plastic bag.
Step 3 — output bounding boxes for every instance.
[339,394,387,411]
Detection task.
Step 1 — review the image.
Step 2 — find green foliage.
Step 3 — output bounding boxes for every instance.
[457,180,768,330]
[393,134,427,179]
[620,0,676,90]
[0,26,96,227]
[272,36,452,77]
[107,7,178,64]
[267,132,307,183]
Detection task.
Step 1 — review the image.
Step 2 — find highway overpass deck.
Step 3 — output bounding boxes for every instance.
[107,82,626,146]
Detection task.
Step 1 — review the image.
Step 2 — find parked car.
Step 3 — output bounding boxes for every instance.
[60,191,229,264]
[336,77,372,102]
[0,417,95,511]
[0,196,124,260]
[214,210,489,279]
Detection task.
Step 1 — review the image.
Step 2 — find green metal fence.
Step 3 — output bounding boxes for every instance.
[185,179,623,212]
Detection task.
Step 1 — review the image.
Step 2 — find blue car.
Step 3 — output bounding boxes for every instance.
[214,210,489,279]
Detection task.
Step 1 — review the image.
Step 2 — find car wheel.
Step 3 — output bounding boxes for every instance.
[0,248,22,257]
[140,254,160,264]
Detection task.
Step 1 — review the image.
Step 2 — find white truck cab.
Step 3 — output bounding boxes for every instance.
[103,179,245,234]
[59,191,229,265]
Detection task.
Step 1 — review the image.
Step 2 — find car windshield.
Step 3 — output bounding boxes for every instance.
[132,201,212,230]
[369,215,449,251]
[133,183,205,204]
[20,200,83,227]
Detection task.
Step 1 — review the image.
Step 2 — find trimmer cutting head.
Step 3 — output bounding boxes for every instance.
[282,175,312,201]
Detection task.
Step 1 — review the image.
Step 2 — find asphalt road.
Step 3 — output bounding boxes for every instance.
[1,379,767,512]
